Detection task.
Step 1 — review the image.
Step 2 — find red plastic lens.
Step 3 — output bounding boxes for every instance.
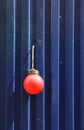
[23,74,44,95]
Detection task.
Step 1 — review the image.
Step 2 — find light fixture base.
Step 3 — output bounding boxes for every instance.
[28,68,39,74]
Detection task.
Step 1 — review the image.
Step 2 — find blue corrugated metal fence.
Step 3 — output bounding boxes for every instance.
[0,0,83,130]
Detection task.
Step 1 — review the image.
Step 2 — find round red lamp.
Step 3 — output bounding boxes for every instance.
[23,45,44,95]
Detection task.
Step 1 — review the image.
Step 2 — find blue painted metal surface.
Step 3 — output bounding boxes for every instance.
[0,0,83,130]
[51,0,60,130]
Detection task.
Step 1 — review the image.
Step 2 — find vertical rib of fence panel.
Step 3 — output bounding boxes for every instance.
[6,0,16,129]
[51,0,60,130]
[65,0,75,129]
[35,0,45,130]
[14,0,22,128]
[21,0,30,129]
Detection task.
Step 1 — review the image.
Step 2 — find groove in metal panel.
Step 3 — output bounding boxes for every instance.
[45,0,51,130]
[59,0,66,129]
[80,0,84,129]
[29,1,37,130]
[13,0,16,93]
[72,0,75,128]
[12,0,16,130]
[80,38,84,129]
[14,0,22,129]
[74,0,80,129]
